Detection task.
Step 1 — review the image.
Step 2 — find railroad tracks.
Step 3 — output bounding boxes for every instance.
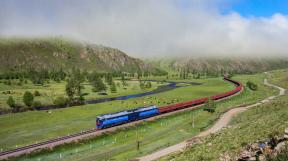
[0,78,242,160]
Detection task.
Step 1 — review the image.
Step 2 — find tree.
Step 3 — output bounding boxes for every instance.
[23,91,34,107]
[66,78,76,101]
[6,96,16,108]
[203,98,216,113]
[105,73,113,85]
[110,81,117,93]
[139,81,145,90]
[92,77,106,92]
[65,69,84,102]
[121,73,127,86]
[146,82,152,89]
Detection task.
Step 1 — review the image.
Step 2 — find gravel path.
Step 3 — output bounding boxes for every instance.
[136,78,285,161]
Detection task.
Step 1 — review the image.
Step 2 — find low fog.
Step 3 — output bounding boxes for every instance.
[0,0,288,58]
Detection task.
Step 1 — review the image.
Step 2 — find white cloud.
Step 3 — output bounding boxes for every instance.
[0,0,288,58]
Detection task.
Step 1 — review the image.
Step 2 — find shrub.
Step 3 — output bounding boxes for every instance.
[6,96,16,108]
[32,101,42,108]
[53,97,68,106]
[34,91,41,96]
[246,81,258,91]
[203,98,216,113]
[23,91,34,107]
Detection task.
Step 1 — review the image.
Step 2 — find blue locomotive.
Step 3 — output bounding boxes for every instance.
[96,105,159,129]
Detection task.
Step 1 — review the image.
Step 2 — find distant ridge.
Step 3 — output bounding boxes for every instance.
[0,38,158,74]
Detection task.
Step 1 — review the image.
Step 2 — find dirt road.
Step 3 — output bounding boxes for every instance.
[137,79,285,161]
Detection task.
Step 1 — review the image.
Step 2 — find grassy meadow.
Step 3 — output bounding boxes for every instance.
[0,77,231,151]
[158,71,288,161]
[7,72,278,161]
[0,80,165,109]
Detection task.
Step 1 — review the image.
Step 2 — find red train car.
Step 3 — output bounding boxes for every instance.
[158,78,243,114]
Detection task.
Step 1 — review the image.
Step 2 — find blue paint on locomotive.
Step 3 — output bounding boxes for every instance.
[139,109,158,118]
[102,116,129,127]
[96,105,159,129]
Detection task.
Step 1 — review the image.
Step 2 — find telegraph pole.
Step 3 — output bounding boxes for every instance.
[136,127,141,151]
[192,112,195,128]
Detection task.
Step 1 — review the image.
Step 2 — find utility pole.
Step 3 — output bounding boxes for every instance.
[137,140,141,151]
[192,112,195,128]
[136,127,141,151]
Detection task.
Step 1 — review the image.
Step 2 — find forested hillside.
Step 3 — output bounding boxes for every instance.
[152,58,288,78]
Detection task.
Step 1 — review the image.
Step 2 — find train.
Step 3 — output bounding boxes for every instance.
[96,77,243,129]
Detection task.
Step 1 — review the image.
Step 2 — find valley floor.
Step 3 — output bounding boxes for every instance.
[4,73,277,161]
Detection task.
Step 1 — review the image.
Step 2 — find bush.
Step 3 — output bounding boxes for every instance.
[246,81,258,91]
[6,96,16,108]
[23,91,34,107]
[34,91,41,96]
[32,101,42,108]
[203,98,216,113]
[53,97,68,106]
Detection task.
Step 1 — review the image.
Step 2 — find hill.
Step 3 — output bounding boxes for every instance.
[150,57,288,78]
[0,38,161,74]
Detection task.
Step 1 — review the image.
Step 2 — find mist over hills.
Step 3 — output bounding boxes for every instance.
[0,38,159,74]
[152,57,288,76]
[1,37,288,77]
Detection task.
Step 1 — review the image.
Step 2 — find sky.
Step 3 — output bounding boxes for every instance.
[0,0,288,58]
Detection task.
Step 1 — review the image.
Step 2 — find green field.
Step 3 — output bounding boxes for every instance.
[0,77,230,151]
[269,69,288,89]
[7,73,278,161]
[0,80,165,109]
[159,71,287,161]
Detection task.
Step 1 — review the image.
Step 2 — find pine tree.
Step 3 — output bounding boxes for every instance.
[110,81,117,93]
[66,78,76,101]
[105,73,113,85]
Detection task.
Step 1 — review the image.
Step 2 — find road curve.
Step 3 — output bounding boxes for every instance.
[136,78,285,161]
[0,78,240,160]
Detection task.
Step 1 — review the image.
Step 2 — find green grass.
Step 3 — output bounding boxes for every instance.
[0,78,231,151]
[159,71,288,161]
[8,73,278,161]
[269,69,288,89]
[161,95,288,161]
[0,80,163,109]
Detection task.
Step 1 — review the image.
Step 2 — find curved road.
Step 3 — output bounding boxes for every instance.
[136,78,285,161]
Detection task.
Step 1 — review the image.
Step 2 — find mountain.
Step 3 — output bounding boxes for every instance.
[0,38,155,74]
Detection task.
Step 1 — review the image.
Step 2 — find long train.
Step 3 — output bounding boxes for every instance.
[96,77,243,129]
[0,78,242,159]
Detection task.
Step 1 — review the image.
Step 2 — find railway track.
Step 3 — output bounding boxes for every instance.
[0,78,242,160]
